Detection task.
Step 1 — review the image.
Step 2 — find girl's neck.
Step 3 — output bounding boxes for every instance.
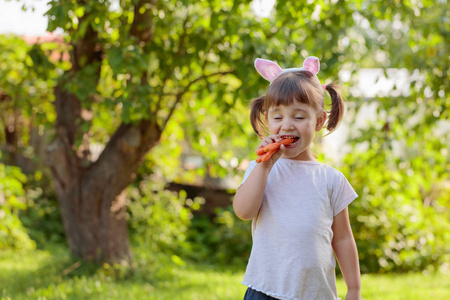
[281,147,317,161]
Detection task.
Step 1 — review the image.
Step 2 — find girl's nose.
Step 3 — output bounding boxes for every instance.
[281,120,295,131]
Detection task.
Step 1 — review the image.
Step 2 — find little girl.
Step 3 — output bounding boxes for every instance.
[233,57,362,300]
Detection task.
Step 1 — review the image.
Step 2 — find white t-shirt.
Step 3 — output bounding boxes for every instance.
[240,158,358,300]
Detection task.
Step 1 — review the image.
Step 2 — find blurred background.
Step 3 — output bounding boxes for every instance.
[0,0,449,299]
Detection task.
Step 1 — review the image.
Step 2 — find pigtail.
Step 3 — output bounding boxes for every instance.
[249,95,266,138]
[324,83,344,133]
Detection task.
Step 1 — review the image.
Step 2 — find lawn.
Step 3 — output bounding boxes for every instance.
[1,245,449,300]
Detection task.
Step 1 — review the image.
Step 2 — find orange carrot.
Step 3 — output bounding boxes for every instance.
[263,138,294,152]
[256,147,266,156]
[263,142,281,152]
[256,153,267,163]
[280,138,295,145]
[256,149,278,163]
[255,152,268,163]
[255,138,296,162]
[261,149,278,162]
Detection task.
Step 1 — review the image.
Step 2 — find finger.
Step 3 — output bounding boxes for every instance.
[274,135,283,142]
[268,136,278,144]
[257,136,276,149]
[272,148,283,159]
[268,135,282,143]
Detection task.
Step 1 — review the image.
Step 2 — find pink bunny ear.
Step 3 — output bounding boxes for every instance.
[254,58,283,82]
[302,56,320,75]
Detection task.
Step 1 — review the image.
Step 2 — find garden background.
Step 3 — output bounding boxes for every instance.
[0,0,449,299]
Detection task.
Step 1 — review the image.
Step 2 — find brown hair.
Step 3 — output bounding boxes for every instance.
[249,71,344,138]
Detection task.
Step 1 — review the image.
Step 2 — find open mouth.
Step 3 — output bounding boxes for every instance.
[281,135,300,144]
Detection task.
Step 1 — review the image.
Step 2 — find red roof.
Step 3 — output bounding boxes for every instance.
[22,32,70,63]
[22,32,64,44]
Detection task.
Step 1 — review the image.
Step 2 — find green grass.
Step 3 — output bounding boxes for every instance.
[1,245,449,300]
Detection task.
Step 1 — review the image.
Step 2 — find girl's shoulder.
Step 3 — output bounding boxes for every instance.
[319,162,345,176]
[276,158,343,174]
[318,162,348,183]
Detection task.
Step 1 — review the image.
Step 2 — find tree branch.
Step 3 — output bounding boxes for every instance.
[55,8,102,148]
[161,70,235,130]
[155,11,190,116]
[130,0,156,44]
[88,119,162,197]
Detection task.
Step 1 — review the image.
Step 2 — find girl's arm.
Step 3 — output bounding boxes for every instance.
[331,207,362,300]
[233,135,284,221]
[233,162,272,220]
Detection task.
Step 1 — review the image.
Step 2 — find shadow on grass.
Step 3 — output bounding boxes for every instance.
[0,244,90,297]
[0,244,209,299]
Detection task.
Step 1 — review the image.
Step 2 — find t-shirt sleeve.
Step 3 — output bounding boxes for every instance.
[331,172,358,216]
[239,160,257,187]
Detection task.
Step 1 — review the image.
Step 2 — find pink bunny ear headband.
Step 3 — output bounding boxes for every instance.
[254,56,326,90]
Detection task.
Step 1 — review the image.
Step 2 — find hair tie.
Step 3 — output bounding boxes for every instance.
[254,56,323,87]
[322,84,327,90]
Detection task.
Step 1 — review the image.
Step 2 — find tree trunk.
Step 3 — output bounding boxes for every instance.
[47,85,161,264]
[55,169,131,263]
[45,1,161,264]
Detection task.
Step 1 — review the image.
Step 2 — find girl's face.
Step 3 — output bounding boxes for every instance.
[267,102,326,161]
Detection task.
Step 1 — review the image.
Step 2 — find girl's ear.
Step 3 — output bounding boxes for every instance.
[254,58,283,82]
[315,110,327,131]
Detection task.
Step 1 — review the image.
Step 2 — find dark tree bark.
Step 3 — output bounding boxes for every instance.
[46,3,161,263]
[47,117,161,263]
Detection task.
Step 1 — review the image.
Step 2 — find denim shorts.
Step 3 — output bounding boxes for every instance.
[243,288,279,300]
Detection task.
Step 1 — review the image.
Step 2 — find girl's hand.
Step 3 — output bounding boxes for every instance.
[255,135,285,166]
